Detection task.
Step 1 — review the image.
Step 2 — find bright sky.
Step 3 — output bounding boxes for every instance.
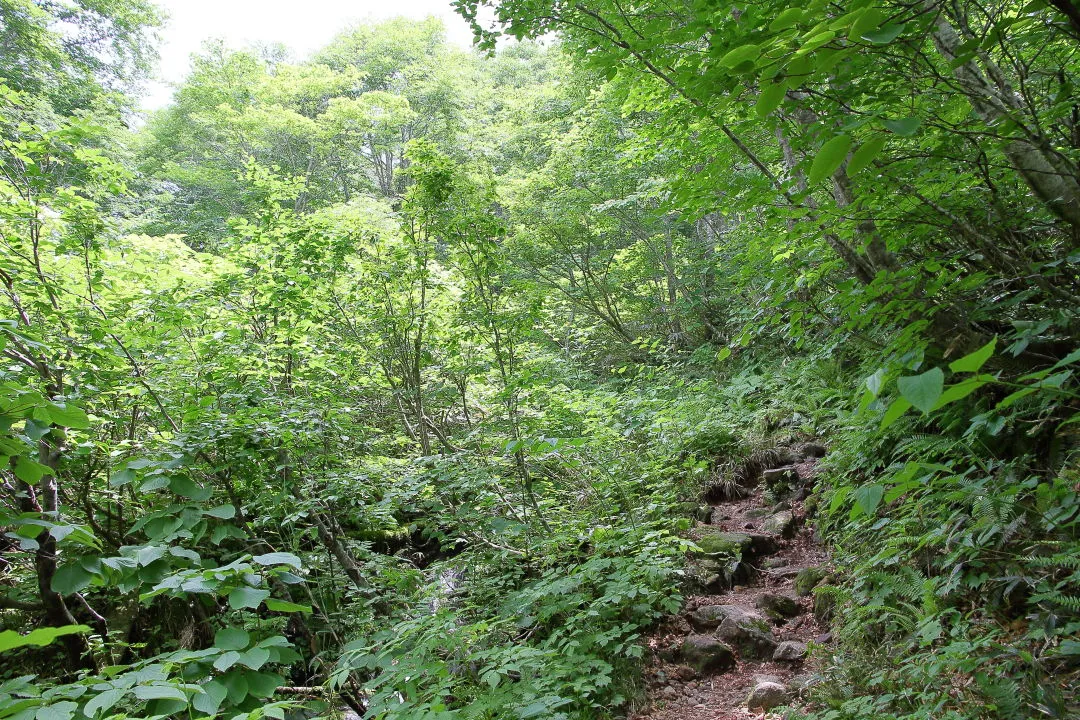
[143,0,478,111]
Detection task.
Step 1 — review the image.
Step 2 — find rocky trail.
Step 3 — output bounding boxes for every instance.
[631,445,834,720]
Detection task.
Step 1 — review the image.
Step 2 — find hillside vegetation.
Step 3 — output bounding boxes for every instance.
[0,1,1078,719]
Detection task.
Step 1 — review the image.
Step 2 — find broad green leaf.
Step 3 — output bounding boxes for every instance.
[213,651,241,671]
[245,672,284,699]
[883,116,921,136]
[851,484,884,519]
[881,397,912,429]
[132,685,187,702]
[168,476,211,501]
[83,689,124,718]
[265,598,311,613]
[222,671,249,704]
[0,625,90,652]
[214,627,250,651]
[948,337,997,373]
[770,8,804,30]
[933,377,990,410]
[51,564,92,594]
[756,83,786,118]
[808,134,852,184]
[238,647,271,670]
[204,504,236,519]
[847,136,886,176]
[36,702,77,720]
[14,457,51,483]
[898,368,944,413]
[192,681,227,715]
[865,368,886,397]
[228,587,270,610]
[862,23,905,43]
[45,403,89,429]
[252,552,301,568]
[718,44,760,68]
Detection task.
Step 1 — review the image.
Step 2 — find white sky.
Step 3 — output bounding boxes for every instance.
[142,0,479,111]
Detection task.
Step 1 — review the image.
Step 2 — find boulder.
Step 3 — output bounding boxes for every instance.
[794,567,827,597]
[688,603,765,630]
[762,466,798,485]
[799,442,827,459]
[746,681,789,711]
[814,587,837,621]
[716,616,777,659]
[764,510,796,538]
[680,634,736,674]
[773,640,808,661]
[755,592,800,620]
[694,530,752,557]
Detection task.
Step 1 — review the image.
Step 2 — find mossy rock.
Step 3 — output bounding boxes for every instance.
[813,586,837,622]
[794,567,826,597]
[694,530,752,557]
[680,634,736,674]
[755,592,800,620]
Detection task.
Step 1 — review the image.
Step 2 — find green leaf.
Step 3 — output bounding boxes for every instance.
[228,587,270,610]
[36,702,77,720]
[238,647,271,670]
[245,672,283,699]
[221,671,249,704]
[83,688,125,718]
[808,134,852,184]
[132,685,187,702]
[718,44,760,68]
[193,681,227,715]
[51,564,92,594]
[214,627,250,651]
[770,8,804,30]
[14,457,51,483]
[168,476,211,501]
[880,397,912,429]
[847,136,886,176]
[933,377,990,410]
[0,625,91,652]
[45,403,89,429]
[882,116,921,136]
[252,552,301,568]
[851,484,884,519]
[948,337,997,373]
[756,83,786,118]
[204,504,236,519]
[265,598,311,613]
[862,23,905,44]
[898,368,944,414]
[213,651,241,672]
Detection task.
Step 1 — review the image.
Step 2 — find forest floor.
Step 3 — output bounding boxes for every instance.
[630,453,831,720]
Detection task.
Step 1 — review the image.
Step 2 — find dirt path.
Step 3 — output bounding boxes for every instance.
[630,448,832,720]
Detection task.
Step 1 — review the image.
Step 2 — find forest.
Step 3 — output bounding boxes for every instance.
[0,0,1078,718]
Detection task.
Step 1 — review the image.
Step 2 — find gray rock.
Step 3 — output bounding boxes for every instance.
[745,507,770,519]
[795,567,827,597]
[764,510,796,538]
[773,640,808,661]
[746,681,789,711]
[680,634,735,674]
[716,615,777,660]
[799,442,827,459]
[688,604,766,630]
[762,466,798,484]
[752,674,783,686]
[755,592,800,620]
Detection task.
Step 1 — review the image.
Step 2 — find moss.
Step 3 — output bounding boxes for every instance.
[795,567,826,597]
[695,531,752,557]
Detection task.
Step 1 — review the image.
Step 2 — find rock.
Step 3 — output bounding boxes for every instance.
[680,634,736,674]
[764,510,796,538]
[770,500,791,512]
[752,674,783,686]
[710,508,732,523]
[814,587,837,622]
[661,685,677,698]
[694,530,752,557]
[746,681,789,711]
[766,565,802,579]
[745,507,770,519]
[773,640,808,661]
[804,493,819,515]
[688,604,766,630]
[794,567,827,597]
[773,447,800,465]
[762,466,797,484]
[763,556,788,569]
[755,592,800,620]
[799,442,827,459]
[716,616,777,659]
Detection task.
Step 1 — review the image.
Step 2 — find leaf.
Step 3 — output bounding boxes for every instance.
[851,484,884,519]
[83,688,125,718]
[213,651,241,672]
[883,116,921,136]
[770,8,804,30]
[933,377,989,410]
[214,627,250,651]
[51,564,92,594]
[847,136,886,176]
[265,598,311,613]
[238,647,271,670]
[865,368,886,397]
[14,457,51,483]
[168,476,211,501]
[204,504,236,519]
[880,397,912,429]
[0,625,90,652]
[898,368,944,414]
[756,83,786,118]
[45,403,89,429]
[36,702,77,720]
[228,587,270,610]
[222,671,249,704]
[245,672,283,699]
[132,685,187,702]
[862,23,905,44]
[718,44,760,68]
[252,552,301,568]
[192,681,227,715]
[808,134,852,184]
[949,337,997,373]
